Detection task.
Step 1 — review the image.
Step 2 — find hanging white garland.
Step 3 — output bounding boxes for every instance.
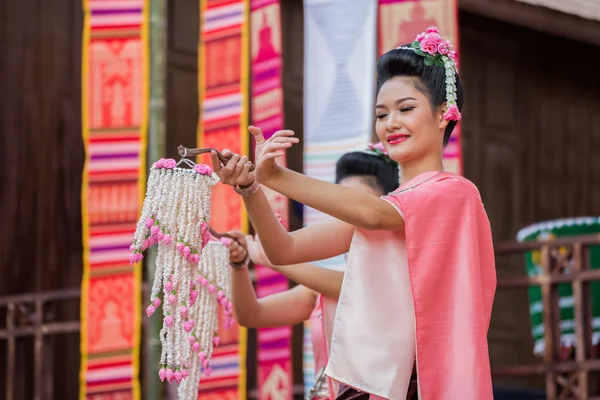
[130,158,234,393]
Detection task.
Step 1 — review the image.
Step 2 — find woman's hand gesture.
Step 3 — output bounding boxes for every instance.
[249,126,298,185]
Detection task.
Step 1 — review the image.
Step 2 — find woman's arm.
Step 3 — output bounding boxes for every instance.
[243,187,353,264]
[264,167,403,231]
[252,128,404,231]
[227,234,317,328]
[246,234,344,299]
[210,150,353,265]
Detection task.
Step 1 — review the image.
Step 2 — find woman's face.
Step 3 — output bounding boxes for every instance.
[375,76,448,165]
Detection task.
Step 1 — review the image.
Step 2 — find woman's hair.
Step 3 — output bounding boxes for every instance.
[376,47,464,146]
[335,151,400,194]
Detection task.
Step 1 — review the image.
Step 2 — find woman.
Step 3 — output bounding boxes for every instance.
[213,27,496,400]
[226,148,400,400]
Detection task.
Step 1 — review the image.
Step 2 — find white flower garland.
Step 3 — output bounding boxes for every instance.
[130,158,232,390]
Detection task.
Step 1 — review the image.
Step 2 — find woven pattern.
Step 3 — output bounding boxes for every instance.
[80,0,149,398]
[197,0,250,398]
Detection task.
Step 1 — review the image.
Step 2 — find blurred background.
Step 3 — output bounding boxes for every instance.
[1,0,600,399]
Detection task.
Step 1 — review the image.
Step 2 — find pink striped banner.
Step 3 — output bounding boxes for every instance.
[250,0,293,399]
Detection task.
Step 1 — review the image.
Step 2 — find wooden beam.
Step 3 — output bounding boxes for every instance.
[459,0,600,47]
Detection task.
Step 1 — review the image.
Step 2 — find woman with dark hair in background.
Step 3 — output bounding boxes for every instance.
[213,26,496,400]
[226,147,399,400]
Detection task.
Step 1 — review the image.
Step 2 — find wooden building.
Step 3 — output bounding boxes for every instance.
[1,0,600,398]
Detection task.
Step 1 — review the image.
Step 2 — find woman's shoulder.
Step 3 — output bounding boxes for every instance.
[435,172,482,200]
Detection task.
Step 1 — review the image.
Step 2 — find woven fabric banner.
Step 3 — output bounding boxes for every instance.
[80,0,149,398]
[250,2,293,398]
[302,0,377,394]
[378,0,462,174]
[197,0,249,398]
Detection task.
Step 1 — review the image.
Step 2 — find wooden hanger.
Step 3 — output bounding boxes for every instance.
[177,145,256,171]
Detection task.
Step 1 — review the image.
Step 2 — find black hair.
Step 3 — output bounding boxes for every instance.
[335,151,400,194]
[376,46,464,146]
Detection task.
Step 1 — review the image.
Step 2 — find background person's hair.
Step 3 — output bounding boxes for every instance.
[335,151,400,194]
[376,47,464,146]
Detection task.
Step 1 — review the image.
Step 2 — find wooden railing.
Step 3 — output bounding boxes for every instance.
[0,288,81,400]
[492,234,600,400]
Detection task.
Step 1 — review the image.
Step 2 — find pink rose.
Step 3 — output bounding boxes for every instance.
[437,41,450,55]
[162,234,172,245]
[165,281,173,292]
[164,158,177,169]
[168,294,177,305]
[189,336,196,345]
[174,371,183,383]
[182,246,191,258]
[427,26,440,34]
[213,336,221,347]
[153,158,166,169]
[153,297,161,308]
[179,306,189,318]
[192,342,200,352]
[145,217,154,228]
[159,367,167,382]
[182,369,189,379]
[146,305,156,317]
[420,33,443,55]
[129,253,138,265]
[443,105,462,121]
[194,164,213,176]
[176,242,185,252]
[150,225,160,237]
[447,50,457,62]
[416,33,426,42]
[190,289,199,303]
[166,368,174,383]
[164,315,174,327]
[183,320,194,332]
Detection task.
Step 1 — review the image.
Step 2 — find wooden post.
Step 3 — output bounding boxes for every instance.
[6,303,15,400]
[572,242,588,398]
[541,245,557,399]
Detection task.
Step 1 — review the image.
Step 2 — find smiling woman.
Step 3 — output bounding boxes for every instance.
[210,26,496,400]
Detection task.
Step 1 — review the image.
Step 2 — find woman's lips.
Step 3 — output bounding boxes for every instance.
[388,134,410,145]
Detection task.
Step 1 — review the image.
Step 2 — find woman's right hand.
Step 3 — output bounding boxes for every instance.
[210,149,255,188]
[227,231,248,264]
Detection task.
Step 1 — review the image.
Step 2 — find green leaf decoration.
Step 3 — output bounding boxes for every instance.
[414,49,427,57]
[434,58,444,67]
[424,58,434,66]
[411,41,420,49]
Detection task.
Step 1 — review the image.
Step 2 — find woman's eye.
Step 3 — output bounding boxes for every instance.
[400,107,414,112]
[375,114,388,119]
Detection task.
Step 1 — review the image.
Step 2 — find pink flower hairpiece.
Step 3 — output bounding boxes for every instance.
[397,26,462,122]
[368,142,388,156]
[364,142,398,166]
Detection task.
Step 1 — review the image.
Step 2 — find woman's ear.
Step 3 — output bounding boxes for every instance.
[438,103,450,131]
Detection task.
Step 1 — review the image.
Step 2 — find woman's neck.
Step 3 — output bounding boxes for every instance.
[399,156,444,184]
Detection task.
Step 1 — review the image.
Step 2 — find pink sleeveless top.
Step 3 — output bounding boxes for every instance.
[325,172,496,400]
[310,295,338,399]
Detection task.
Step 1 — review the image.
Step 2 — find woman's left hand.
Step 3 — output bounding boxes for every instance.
[250,126,299,185]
